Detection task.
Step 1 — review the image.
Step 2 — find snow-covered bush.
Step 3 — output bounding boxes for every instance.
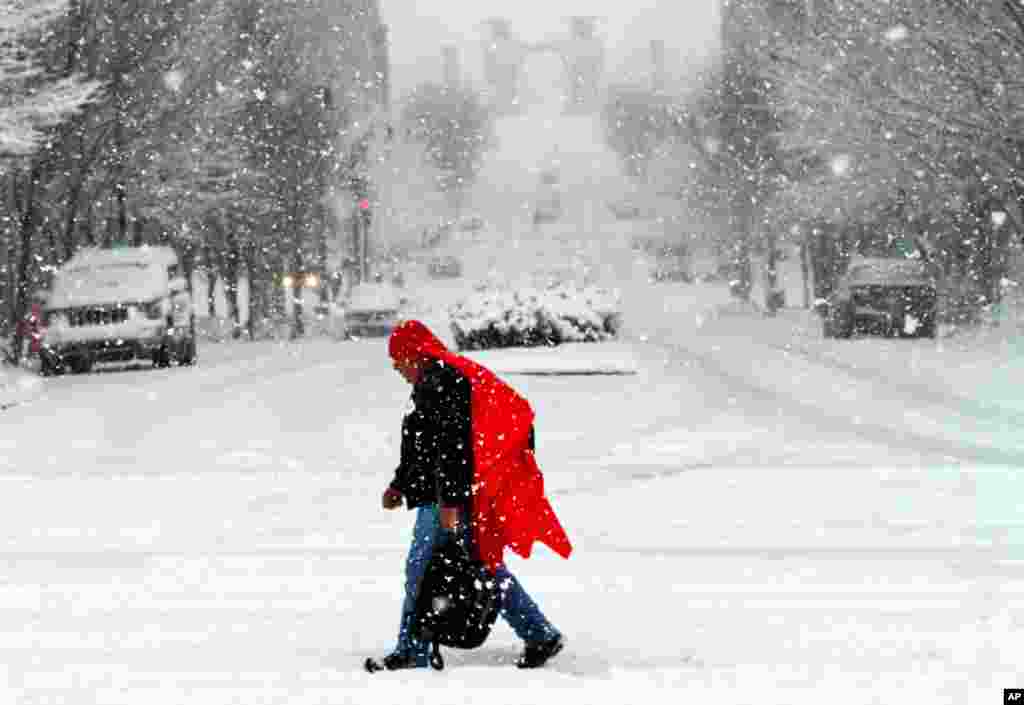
[448,283,622,351]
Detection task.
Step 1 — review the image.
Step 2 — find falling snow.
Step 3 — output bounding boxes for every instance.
[2,1,1024,702]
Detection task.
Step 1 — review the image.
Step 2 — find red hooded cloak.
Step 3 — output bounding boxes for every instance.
[388,319,572,572]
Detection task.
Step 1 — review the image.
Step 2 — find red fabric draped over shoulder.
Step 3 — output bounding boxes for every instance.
[388,320,573,572]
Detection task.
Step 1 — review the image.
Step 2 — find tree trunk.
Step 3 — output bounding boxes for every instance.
[224,230,242,339]
[111,8,128,249]
[735,236,752,302]
[764,228,779,314]
[132,215,144,247]
[287,189,306,339]
[61,176,85,262]
[179,240,197,303]
[179,238,198,346]
[728,204,753,302]
[256,240,277,338]
[52,0,86,265]
[290,249,305,339]
[5,173,20,332]
[725,190,754,302]
[11,163,42,363]
[45,224,59,266]
[270,250,286,324]
[116,177,128,245]
[245,243,257,341]
[800,236,812,309]
[82,203,96,247]
[351,215,364,287]
[203,244,219,321]
[315,213,329,306]
[101,216,113,248]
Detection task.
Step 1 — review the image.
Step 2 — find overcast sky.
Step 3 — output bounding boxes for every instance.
[379,0,722,100]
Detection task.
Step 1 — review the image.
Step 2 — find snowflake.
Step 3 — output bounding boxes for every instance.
[884,25,909,43]
[830,154,851,176]
[163,70,184,92]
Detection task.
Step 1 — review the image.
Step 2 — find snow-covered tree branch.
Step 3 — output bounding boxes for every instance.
[0,0,101,160]
[401,82,492,219]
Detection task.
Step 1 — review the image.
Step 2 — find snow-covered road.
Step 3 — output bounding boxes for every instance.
[2,298,1022,704]
[3,105,1023,704]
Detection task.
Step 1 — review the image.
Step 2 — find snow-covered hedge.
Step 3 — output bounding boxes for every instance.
[448,284,623,351]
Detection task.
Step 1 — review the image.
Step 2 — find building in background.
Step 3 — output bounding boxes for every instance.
[481,16,605,116]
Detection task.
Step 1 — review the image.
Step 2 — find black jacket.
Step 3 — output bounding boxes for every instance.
[390,360,474,509]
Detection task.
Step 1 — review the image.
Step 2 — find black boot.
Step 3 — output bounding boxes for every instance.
[516,634,564,669]
[364,651,427,673]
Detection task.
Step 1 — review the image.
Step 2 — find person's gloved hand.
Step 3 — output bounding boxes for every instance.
[382,487,403,510]
[439,505,460,530]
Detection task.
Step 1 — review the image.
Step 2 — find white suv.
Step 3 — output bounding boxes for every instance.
[41,246,196,374]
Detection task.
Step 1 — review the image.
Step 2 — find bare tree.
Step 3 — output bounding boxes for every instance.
[2,0,100,354]
[768,0,1024,312]
[402,82,492,222]
[0,0,100,161]
[602,84,675,181]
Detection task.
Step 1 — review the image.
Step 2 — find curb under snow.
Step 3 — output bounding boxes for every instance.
[464,343,639,376]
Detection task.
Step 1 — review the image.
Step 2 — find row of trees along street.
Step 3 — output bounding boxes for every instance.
[399,80,493,234]
[1,0,388,358]
[602,0,1024,321]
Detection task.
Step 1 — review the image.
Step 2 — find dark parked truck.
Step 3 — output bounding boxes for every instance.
[40,246,196,374]
[819,256,938,339]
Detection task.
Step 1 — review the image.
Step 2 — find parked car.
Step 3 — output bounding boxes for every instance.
[343,282,402,337]
[458,214,487,232]
[819,256,938,339]
[41,245,196,374]
[608,200,644,220]
[427,255,463,279]
[532,197,561,225]
[650,261,692,283]
[422,221,454,248]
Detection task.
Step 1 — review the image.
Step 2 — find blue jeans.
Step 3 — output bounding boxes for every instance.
[394,505,561,664]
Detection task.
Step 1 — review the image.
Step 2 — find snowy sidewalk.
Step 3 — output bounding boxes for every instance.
[0,363,43,411]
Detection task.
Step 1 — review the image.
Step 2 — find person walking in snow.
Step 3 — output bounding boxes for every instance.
[365,319,572,672]
[16,301,44,363]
